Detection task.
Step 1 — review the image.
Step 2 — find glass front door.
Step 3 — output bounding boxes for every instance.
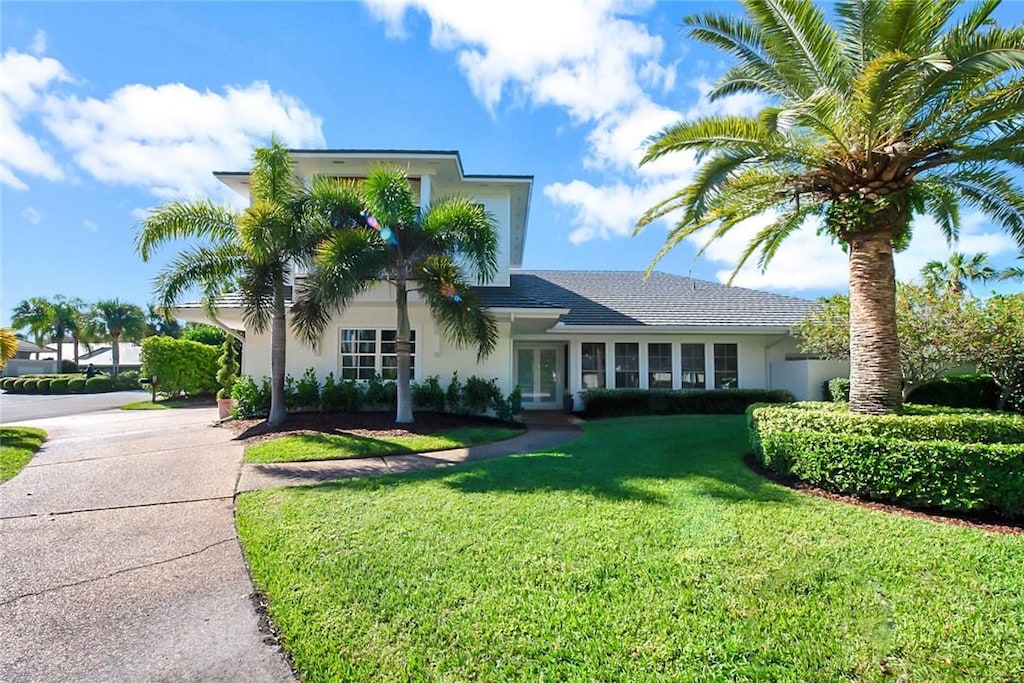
[515,345,562,409]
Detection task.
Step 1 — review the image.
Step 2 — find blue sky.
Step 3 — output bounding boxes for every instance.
[2,1,1022,328]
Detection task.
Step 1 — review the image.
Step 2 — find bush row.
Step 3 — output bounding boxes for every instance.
[748,403,1024,518]
[231,370,523,422]
[823,374,1009,411]
[1,374,116,394]
[581,388,795,418]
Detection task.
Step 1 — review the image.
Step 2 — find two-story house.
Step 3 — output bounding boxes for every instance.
[173,149,845,408]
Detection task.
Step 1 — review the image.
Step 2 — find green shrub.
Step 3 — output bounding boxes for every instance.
[61,359,79,373]
[748,403,1024,518]
[0,377,15,391]
[445,372,462,413]
[493,385,523,423]
[463,375,500,415]
[907,374,1001,410]
[49,377,69,394]
[35,378,52,393]
[825,377,850,402]
[293,368,320,411]
[10,378,26,393]
[140,336,219,397]
[21,379,38,393]
[67,377,87,393]
[181,322,227,346]
[363,374,396,410]
[86,376,113,393]
[216,338,239,400]
[113,370,141,391]
[319,372,361,413]
[232,376,272,419]
[582,388,795,418]
[412,375,446,412]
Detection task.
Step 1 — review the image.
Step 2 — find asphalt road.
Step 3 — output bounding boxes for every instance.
[0,390,150,423]
[0,407,294,682]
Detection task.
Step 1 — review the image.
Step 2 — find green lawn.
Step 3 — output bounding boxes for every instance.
[236,415,1024,682]
[1,427,47,482]
[121,398,196,410]
[243,426,523,463]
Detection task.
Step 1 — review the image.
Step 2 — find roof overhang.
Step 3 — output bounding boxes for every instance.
[547,324,797,335]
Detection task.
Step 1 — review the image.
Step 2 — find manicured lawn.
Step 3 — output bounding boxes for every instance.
[236,415,1024,682]
[1,427,47,482]
[121,398,195,410]
[244,426,523,463]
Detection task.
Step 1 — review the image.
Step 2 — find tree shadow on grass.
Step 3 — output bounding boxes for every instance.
[301,415,800,507]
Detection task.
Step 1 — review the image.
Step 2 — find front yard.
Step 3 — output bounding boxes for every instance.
[236,415,1024,681]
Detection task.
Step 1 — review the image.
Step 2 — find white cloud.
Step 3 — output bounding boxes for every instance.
[22,207,41,225]
[0,49,71,189]
[83,219,98,233]
[29,30,47,56]
[42,81,325,199]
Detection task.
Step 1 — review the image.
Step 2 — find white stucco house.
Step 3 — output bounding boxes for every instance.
[174,149,845,409]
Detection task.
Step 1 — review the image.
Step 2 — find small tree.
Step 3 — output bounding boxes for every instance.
[216,338,239,400]
[796,284,972,399]
[964,294,1024,411]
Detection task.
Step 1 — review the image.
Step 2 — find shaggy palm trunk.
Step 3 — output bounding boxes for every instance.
[267,282,287,426]
[848,233,903,414]
[55,330,64,369]
[111,332,120,377]
[395,274,414,424]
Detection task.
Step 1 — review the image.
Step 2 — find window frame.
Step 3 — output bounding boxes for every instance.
[581,342,607,389]
[647,342,673,389]
[713,342,738,389]
[614,342,640,389]
[680,343,706,389]
[339,327,417,381]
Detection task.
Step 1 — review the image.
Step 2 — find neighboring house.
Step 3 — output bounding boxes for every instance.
[43,342,144,374]
[173,149,842,407]
[2,340,58,377]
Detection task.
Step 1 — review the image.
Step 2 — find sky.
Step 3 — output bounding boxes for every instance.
[2,0,1023,328]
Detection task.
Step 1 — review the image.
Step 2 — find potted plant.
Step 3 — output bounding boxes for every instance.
[216,338,238,419]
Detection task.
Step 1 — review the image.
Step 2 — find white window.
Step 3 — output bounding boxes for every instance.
[339,329,416,381]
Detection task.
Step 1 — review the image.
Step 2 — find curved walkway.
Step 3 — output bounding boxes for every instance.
[237,416,581,492]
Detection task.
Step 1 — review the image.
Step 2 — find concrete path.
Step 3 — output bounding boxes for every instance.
[237,420,581,492]
[0,390,150,423]
[0,408,294,683]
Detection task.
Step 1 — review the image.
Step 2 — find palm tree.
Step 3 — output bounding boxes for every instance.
[292,164,500,424]
[11,295,84,369]
[136,139,340,426]
[145,304,182,338]
[92,299,146,377]
[636,0,1024,414]
[1000,254,1024,282]
[921,252,997,294]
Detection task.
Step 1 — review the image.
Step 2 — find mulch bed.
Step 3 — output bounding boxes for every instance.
[745,454,1023,536]
[228,411,524,445]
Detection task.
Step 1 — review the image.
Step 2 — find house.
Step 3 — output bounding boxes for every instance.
[173,149,843,408]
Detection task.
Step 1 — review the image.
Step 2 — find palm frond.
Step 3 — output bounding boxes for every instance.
[249,137,300,206]
[135,200,239,261]
[152,244,246,312]
[835,0,887,68]
[685,12,796,98]
[933,167,1024,246]
[910,178,961,243]
[363,163,418,230]
[641,116,778,165]
[420,197,500,284]
[417,255,499,360]
[745,0,844,92]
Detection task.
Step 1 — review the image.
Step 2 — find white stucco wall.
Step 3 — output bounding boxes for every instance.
[769,359,851,401]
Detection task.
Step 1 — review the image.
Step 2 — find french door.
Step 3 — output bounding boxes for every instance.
[515,345,562,410]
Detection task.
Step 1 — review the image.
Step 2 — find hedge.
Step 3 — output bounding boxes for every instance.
[35,378,52,393]
[50,377,70,394]
[21,379,38,392]
[68,377,87,393]
[907,374,1002,410]
[581,388,795,418]
[86,376,113,393]
[748,403,1024,518]
[140,336,219,397]
[0,377,16,391]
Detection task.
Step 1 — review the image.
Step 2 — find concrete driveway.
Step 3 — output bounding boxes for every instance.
[0,390,151,423]
[0,407,293,682]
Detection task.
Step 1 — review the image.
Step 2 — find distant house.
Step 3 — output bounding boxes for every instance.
[46,342,143,374]
[172,149,845,406]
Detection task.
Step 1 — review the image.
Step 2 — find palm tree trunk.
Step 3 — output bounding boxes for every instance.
[268,282,288,426]
[848,233,903,414]
[55,330,64,369]
[111,332,120,377]
[395,277,414,424]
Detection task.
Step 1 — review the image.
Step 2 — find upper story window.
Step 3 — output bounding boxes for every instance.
[340,328,416,381]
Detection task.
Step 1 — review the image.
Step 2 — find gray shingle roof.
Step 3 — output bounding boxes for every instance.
[475,271,814,328]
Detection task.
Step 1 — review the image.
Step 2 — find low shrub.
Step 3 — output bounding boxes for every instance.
[68,377,87,393]
[49,377,70,394]
[292,368,320,411]
[86,376,113,393]
[907,374,1001,410]
[363,375,397,410]
[21,379,38,392]
[61,359,78,373]
[10,378,27,393]
[748,403,1024,518]
[320,373,362,413]
[824,377,850,402]
[112,370,141,391]
[35,378,52,393]
[232,376,272,419]
[0,377,16,391]
[412,375,446,412]
[582,388,795,418]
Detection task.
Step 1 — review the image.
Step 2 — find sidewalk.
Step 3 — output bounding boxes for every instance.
[237,414,581,492]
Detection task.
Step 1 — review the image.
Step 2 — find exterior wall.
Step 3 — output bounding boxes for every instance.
[2,359,59,377]
[241,301,513,390]
[769,359,851,401]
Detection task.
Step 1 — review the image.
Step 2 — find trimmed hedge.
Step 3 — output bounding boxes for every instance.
[0,377,16,391]
[907,374,1002,410]
[21,379,38,392]
[50,377,70,394]
[824,377,850,402]
[68,377,87,393]
[35,378,52,393]
[85,376,113,393]
[748,403,1024,518]
[140,336,219,397]
[582,388,795,418]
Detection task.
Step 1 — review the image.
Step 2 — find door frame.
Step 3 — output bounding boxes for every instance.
[513,342,565,411]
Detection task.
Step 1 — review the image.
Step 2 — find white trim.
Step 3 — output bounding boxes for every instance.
[336,326,419,382]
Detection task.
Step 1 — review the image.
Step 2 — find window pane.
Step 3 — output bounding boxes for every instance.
[648,343,672,389]
[614,342,639,389]
[581,343,605,389]
[680,343,706,389]
[714,343,738,389]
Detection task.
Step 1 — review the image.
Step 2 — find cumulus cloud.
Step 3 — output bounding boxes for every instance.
[0,49,71,189]
[29,30,47,56]
[83,219,98,233]
[22,207,42,225]
[42,81,325,199]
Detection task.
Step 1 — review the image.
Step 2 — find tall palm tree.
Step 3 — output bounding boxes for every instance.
[636,0,1024,414]
[11,295,84,369]
[145,304,182,338]
[921,252,997,294]
[136,139,340,426]
[292,164,500,424]
[92,299,146,377]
